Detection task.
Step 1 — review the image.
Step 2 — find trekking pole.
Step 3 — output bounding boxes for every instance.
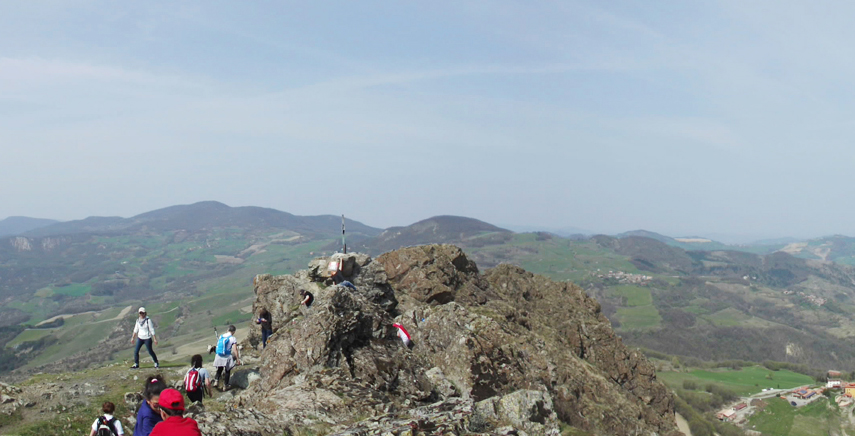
[208,327,219,354]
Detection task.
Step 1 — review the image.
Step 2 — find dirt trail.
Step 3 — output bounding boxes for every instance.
[35,311,96,326]
[675,413,692,436]
[112,305,133,321]
[33,305,134,327]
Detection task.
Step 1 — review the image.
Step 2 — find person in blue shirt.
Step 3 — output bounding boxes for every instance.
[134,375,166,436]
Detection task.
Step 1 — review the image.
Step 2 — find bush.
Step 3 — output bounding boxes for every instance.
[683,380,698,390]
[688,417,714,436]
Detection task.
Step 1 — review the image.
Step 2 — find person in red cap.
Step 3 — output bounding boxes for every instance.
[149,388,202,436]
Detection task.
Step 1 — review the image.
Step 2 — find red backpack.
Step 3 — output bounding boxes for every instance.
[184,368,201,392]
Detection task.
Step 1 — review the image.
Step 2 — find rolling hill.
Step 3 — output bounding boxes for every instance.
[24,201,380,238]
[349,215,513,254]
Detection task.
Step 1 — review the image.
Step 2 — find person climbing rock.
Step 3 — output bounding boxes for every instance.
[392,323,414,349]
[149,389,202,436]
[134,375,166,436]
[184,354,212,404]
[213,325,241,390]
[256,308,273,348]
[90,401,124,436]
[299,289,314,308]
[130,307,159,369]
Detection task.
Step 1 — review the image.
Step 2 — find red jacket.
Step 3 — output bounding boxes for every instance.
[149,416,202,436]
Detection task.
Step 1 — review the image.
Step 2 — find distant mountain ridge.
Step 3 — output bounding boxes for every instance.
[24,201,381,238]
[0,217,59,237]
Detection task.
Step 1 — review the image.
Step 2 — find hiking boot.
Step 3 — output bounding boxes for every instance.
[130,364,139,369]
[154,362,159,368]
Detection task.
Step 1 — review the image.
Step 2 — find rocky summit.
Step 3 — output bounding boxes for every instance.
[215,244,679,436]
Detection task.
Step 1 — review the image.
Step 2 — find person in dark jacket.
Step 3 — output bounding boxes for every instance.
[134,375,166,436]
[299,289,314,308]
[256,308,273,348]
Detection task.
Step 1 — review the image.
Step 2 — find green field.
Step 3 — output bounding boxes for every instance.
[615,305,661,330]
[705,307,752,327]
[749,395,845,436]
[658,366,815,396]
[5,329,53,348]
[611,285,653,306]
[470,235,641,283]
[52,284,92,297]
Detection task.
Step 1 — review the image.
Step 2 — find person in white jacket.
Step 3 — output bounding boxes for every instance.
[131,307,159,369]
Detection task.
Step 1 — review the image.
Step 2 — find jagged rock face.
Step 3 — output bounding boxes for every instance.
[482,264,675,432]
[377,245,494,306]
[239,245,678,436]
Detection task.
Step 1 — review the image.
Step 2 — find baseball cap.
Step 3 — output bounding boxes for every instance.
[158,388,185,411]
[138,307,146,313]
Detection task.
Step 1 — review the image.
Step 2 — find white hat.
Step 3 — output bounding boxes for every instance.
[138,307,146,313]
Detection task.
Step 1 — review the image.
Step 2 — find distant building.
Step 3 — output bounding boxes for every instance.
[734,403,747,411]
[828,380,842,389]
[844,383,855,398]
[793,389,811,399]
[716,409,736,421]
[828,370,843,380]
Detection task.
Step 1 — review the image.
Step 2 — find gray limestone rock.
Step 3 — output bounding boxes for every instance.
[230,368,262,390]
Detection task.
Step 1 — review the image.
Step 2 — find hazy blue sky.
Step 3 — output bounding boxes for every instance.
[2,1,854,240]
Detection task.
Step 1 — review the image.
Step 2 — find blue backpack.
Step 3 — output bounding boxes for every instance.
[216,334,232,356]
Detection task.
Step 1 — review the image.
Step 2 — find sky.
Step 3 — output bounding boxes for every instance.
[2,1,854,241]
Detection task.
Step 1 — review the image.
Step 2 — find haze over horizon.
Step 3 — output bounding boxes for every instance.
[2,1,853,240]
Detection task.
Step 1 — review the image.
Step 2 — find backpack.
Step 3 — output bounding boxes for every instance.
[184,368,201,392]
[95,416,117,436]
[216,334,232,356]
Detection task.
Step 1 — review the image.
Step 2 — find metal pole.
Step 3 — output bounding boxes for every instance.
[342,214,347,254]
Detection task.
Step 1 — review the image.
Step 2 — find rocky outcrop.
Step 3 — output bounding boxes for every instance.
[236,245,678,435]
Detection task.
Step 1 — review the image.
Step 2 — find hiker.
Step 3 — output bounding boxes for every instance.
[299,289,314,308]
[256,308,273,348]
[149,388,202,436]
[184,354,212,404]
[89,401,124,436]
[331,270,357,290]
[329,260,357,290]
[130,307,159,369]
[134,375,167,436]
[393,323,414,349]
[213,325,241,390]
